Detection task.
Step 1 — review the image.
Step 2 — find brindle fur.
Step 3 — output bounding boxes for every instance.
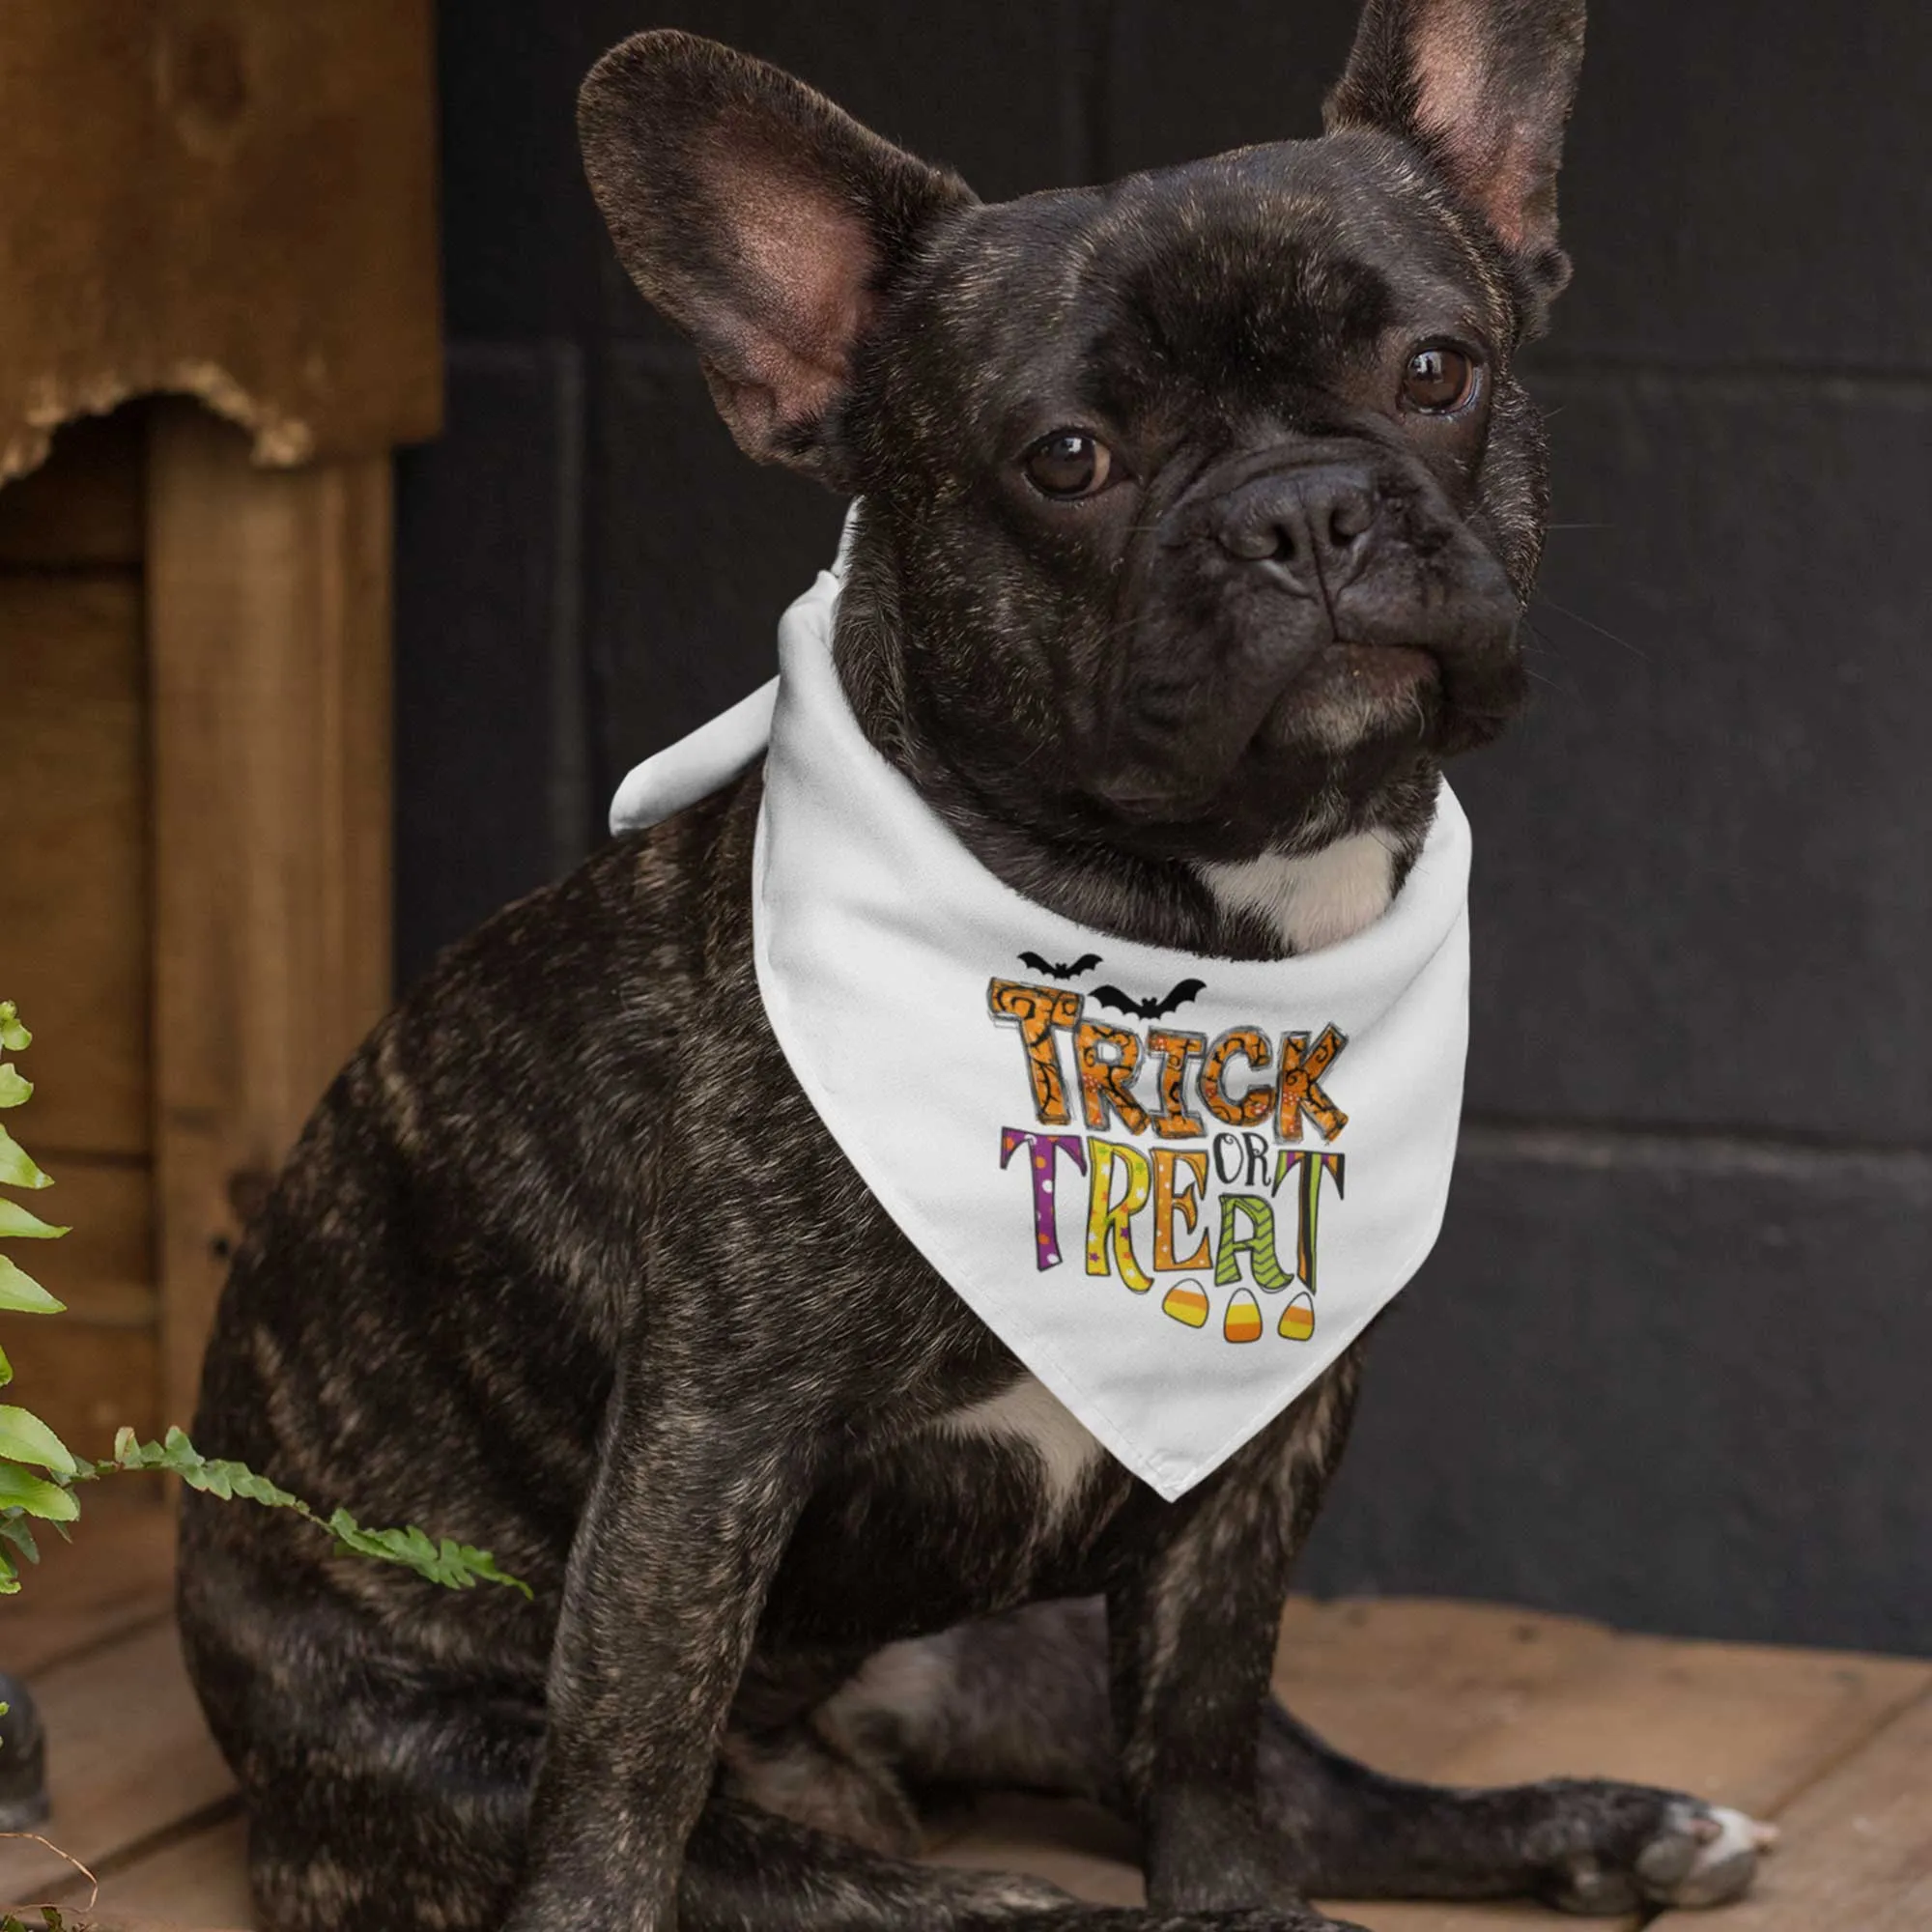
[178,5,1767,1928]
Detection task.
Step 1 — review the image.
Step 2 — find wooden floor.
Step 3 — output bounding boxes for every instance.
[4,1503,1930,1932]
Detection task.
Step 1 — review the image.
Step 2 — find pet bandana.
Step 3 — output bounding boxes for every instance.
[611,524,1472,1500]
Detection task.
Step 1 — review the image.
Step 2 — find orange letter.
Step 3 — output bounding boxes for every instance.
[1276,1025,1349,1142]
[1201,1027,1273,1127]
[1074,1020,1149,1135]
[1152,1148,1212,1271]
[1146,1029,1207,1138]
[988,980,1083,1125]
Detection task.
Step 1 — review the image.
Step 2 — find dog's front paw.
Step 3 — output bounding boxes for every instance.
[1136,1807,1369,1930]
[1143,1792,1314,1916]
[1525,1783,1778,1914]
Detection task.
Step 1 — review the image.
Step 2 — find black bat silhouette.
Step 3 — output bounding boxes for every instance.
[1018,951,1102,980]
[1090,979,1207,1022]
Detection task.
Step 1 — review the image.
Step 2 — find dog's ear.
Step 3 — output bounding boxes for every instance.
[1326,0,1586,318]
[580,32,975,481]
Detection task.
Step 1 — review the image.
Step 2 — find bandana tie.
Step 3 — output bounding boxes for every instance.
[611,527,1472,1499]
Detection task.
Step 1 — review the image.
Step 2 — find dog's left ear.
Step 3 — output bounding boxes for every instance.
[1326,0,1586,323]
[580,31,976,481]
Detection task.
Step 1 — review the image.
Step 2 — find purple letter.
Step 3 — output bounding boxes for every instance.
[1001,1127,1089,1270]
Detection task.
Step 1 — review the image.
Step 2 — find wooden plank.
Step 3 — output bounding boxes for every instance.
[0,409,145,569]
[0,1320,160,1463]
[147,402,393,1429]
[0,574,150,1156]
[1649,1685,1932,1932]
[20,1156,158,1330]
[56,1810,254,1930]
[8,1918,244,1932]
[1275,1596,1626,1777]
[14,1917,247,1932]
[0,3,439,485]
[1415,1622,1931,1818]
[0,1494,173,1677]
[931,1600,1932,1932]
[10,1538,1927,1931]
[0,1621,234,1904]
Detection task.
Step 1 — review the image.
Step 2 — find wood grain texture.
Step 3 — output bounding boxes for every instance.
[0,573,151,1156]
[0,1320,160,1462]
[147,401,393,1430]
[0,1,440,484]
[0,409,146,568]
[930,1600,1932,1932]
[0,1494,174,1677]
[18,1156,158,1330]
[1648,1686,1932,1932]
[50,1810,253,1931]
[8,1541,1932,1932]
[0,1621,235,1907]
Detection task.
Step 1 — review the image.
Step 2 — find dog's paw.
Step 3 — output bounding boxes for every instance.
[1530,1785,1777,1915]
[1632,1801,1778,1909]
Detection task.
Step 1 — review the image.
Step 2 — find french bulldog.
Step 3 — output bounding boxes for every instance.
[178,4,1774,1929]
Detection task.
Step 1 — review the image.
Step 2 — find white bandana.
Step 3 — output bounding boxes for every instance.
[611,527,1472,1499]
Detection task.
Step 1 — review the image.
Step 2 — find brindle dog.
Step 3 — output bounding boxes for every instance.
[178,4,1773,1929]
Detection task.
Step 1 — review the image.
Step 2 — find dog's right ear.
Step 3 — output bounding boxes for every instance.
[1326,0,1586,326]
[580,32,975,483]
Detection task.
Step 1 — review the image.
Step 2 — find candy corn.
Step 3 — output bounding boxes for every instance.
[1223,1288,1263,1344]
[1161,1280,1210,1328]
[1278,1292,1315,1342]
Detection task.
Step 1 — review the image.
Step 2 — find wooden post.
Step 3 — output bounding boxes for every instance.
[147,402,393,1427]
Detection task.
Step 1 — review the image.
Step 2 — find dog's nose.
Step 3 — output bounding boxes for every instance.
[1214,467,1379,593]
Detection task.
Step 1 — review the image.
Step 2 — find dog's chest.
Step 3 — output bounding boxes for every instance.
[763,1371,1133,1645]
[1198,831,1396,952]
[938,1373,1106,1526]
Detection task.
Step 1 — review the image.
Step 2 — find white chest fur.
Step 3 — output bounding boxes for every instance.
[941,1374,1103,1524]
[1199,830,1396,954]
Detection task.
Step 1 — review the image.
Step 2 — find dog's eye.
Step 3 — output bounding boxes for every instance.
[1023,430,1112,498]
[1401,346,1479,414]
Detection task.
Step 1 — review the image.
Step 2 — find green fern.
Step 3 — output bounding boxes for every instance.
[0,1001,528,1600]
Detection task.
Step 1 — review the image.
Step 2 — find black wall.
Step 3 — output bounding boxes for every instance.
[397,2,1932,1654]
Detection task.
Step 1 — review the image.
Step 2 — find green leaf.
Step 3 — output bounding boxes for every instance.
[0,1198,68,1239]
[0,1065,30,1109]
[323,1508,531,1598]
[460,1545,531,1598]
[0,1254,64,1313]
[0,1122,50,1190]
[112,1428,302,1509]
[0,1002,27,1052]
[102,1429,532,1598]
[0,1461,78,1521]
[0,1341,11,1387]
[0,1511,42,1564]
[0,1406,75,1477]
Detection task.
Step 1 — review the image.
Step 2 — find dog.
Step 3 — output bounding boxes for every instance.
[177,5,1774,1928]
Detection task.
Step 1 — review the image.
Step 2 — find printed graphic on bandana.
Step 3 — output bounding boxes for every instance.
[992,956,1346,1348]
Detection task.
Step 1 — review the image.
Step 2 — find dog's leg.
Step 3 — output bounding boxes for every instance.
[817,1603,1776,1916]
[678,1786,1363,1932]
[504,1366,832,1931]
[1249,1702,1775,1914]
[1105,1369,1361,1918]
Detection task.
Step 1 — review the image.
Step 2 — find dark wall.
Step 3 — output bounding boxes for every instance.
[397,2,1932,1654]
